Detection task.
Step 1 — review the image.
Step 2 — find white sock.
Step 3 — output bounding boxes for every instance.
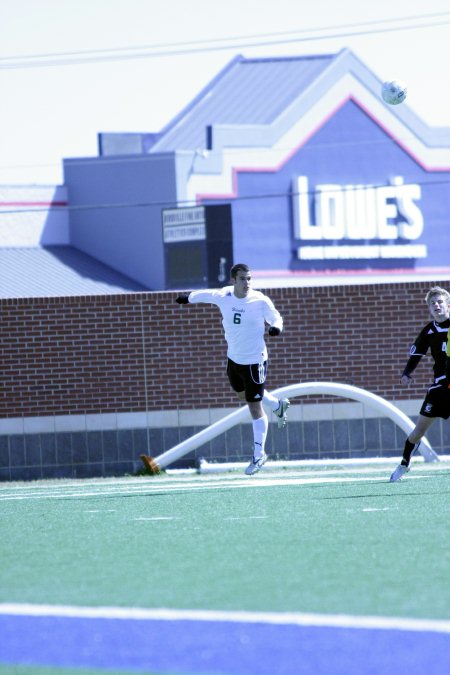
[252,414,268,458]
[263,390,280,412]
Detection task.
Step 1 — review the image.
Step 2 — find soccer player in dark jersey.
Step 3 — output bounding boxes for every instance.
[390,286,450,481]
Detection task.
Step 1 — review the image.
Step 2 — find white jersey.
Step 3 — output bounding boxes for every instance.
[188,286,283,365]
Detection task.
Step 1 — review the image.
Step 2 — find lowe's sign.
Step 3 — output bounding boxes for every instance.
[196,96,450,276]
[292,175,426,261]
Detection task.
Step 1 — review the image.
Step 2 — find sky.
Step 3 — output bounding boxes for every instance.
[1,0,450,185]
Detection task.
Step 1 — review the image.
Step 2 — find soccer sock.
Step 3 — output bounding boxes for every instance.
[402,439,419,467]
[263,390,280,412]
[252,414,268,458]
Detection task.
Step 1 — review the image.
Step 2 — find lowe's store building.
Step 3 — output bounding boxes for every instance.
[60,47,450,292]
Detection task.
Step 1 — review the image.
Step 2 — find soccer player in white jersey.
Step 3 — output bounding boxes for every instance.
[176,262,290,475]
[390,286,450,482]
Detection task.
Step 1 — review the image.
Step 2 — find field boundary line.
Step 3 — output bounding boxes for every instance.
[1,604,450,634]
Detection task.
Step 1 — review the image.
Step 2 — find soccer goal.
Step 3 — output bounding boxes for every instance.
[140,382,438,473]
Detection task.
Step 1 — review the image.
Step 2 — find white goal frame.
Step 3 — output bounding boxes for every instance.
[148,382,438,471]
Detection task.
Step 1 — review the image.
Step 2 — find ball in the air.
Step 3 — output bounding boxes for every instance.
[381,80,407,105]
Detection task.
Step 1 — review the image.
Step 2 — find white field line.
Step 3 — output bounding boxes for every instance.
[0,470,441,502]
[1,603,450,635]
[2,456,449,493]
[0,463,445,494]
[0,469,386,493]
[1,458,449,496]
[0,474,431,501]
[0,467,393,493]
[133,516,178,521]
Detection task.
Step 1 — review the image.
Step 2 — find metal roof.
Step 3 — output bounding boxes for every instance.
[150,53,336,152]
[0,246,147,298]
[107,48,450,159]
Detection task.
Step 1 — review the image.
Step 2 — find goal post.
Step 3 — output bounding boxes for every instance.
[140,381,438,472]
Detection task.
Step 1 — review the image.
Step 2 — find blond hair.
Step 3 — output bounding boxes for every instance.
[425,286,450,305]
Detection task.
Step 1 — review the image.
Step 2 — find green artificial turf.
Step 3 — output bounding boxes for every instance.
[0,666,160,675]
[1,466,450,621]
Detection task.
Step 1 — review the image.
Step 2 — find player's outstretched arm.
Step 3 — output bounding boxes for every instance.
[175,294,190,304]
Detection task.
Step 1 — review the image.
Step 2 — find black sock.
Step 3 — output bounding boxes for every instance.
[402,439,417,467]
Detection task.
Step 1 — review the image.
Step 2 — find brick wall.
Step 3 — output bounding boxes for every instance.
[1,280,448,419]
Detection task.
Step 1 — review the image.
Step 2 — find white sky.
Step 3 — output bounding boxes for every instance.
[1,0,450,185]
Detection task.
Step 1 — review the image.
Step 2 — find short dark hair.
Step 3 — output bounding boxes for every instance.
[230,263,250,279]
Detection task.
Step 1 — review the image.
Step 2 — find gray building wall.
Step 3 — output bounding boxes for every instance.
[63,152,189,290]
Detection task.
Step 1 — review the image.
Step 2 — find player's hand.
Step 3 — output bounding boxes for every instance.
[268,326,281,336]
[175,294,190,305]
[400,374,412,386]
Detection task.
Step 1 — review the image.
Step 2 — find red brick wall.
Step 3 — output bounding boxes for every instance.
[1,280,448,418]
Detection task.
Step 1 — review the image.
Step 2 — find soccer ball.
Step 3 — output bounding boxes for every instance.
[381,80,407,105]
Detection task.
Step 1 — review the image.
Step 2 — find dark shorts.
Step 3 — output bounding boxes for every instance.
[226,358,267,403]
[419,381,450,419]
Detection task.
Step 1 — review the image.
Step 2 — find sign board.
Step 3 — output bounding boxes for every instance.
[162,206,206,243]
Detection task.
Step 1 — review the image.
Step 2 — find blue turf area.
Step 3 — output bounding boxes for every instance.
[2,614,450,674]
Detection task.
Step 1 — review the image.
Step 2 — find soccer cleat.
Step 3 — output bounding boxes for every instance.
[245,451,268,475]
[274,398,290,428]
[389,464,410,482]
